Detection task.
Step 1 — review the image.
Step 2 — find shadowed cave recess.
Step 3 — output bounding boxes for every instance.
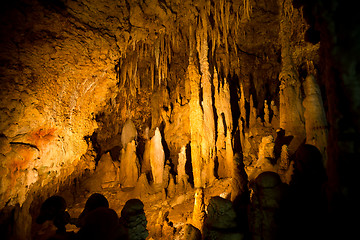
[0,0,359,239]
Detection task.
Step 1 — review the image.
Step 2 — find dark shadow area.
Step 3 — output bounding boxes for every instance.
[274,128,293,160]
[277,144,328,240]
[185,142,194,187]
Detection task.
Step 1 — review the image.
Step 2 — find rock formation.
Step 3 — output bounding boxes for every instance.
[188,24,205,188]
[0,0,354,239]
[192,188,206,232]
[248,136,276,181]
[149,128,165,185]
[119,140,140,188]
[198,12,216,185]
[121,119,138,148]
[278,0,306,153]
[214,69,234,178]
[303,74,328,166]
[176,145,189,191]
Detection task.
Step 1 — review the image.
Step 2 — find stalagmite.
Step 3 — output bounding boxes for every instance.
[248,136,276,181]
[270,100,279,128]
[214,70,234,178]
[279,144,293,184]
[192,188,206,232]
[216,115,227,177]
[279,0,305,153]
[303,74,328,166]
[238,117,246,152]
[149,127,165,185]
[249,94,257,128]
[119,140,140,188]
[279,145,289,171]
[239,84,246,124]
[121,119,138,148]
[231,153,248,202]
[97,152,120,188]
[141,127,151,174]
[177,145,189,190]
[225,134,234,178]
[264,100,270,126]
[188,23,205,188]
[199,10,216,185]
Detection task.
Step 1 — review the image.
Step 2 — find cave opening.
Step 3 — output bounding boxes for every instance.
[0,0,358,239]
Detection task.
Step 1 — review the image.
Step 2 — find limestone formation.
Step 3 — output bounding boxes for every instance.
[264,100,270,126]
[214,68,234,178]
[98,152,120,188]
[270,100,279,128]
[119,140,140,188]
[177,145,189,191]
[279,145,293,184]
[278,0,306,153]
[149,128,165,185]
[249,94,257,128]
[248,136,276,181]
[239,83,247,127]
[198,12,216,186]
[231,153,248,202]
[121,119,138,148]
[188,24,205,188]
[0,0,346,239]
[141,128,152,174]
[303,74,328,166]
[82,152,119,191]
[192,188,206,232]
[163,160,171,189]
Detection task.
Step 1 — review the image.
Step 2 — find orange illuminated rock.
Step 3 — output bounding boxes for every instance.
[149,128,165,185]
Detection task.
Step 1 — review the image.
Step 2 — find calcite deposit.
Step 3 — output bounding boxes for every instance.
[0,0,357,239]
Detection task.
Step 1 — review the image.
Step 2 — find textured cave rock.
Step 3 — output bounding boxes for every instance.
[0,0,358,239]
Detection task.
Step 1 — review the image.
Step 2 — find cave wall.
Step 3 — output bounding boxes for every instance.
[0,0,122,208]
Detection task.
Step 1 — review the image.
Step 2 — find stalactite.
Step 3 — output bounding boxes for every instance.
[303,74,328,166]
[151,61,154,90]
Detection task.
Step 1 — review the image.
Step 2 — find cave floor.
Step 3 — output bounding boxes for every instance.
[60,178,232,239]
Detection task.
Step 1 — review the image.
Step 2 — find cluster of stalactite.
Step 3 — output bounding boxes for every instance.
[109,0,328,190]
